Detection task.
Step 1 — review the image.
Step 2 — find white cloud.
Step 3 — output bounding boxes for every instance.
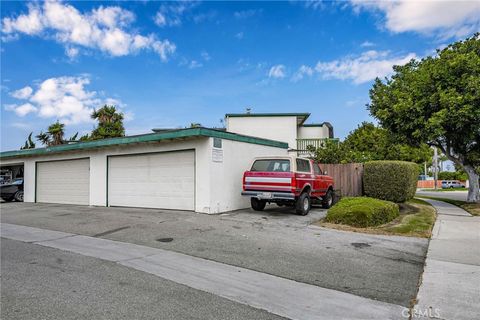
[188,60,202,69]
[10,86,33,99]
[2,1,175,60]
[234,9,262,19]
[350,0,480,39]
[201,51,210,61]
[291,65,314,82]
[6,103,38,117]
[268,64,286,79]
[314,50,416,84]
[360,41,375,47]
[6,76,124,124]
[65,46,79,59]
[154,1,199,27]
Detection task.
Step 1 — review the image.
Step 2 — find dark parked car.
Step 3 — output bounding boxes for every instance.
[0,178,24,202]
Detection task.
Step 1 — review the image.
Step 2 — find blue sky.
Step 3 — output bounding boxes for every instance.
[1,1,479,151]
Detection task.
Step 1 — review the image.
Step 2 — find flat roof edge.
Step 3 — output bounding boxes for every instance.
[0,128,288,159]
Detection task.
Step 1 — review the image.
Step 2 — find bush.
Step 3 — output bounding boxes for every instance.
[325,197,399,227]
[363,160,418,202]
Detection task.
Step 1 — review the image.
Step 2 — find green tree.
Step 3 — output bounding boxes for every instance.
[189,122,202,128]
[20,132,36,150]
[90,105,125,140]
[36,121,66,146]
[368,34,480,202]
[310,122,432,165]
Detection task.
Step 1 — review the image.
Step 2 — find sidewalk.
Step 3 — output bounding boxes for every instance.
[414,198,480,320]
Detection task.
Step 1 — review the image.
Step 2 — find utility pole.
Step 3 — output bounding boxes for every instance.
[433,147,438,190]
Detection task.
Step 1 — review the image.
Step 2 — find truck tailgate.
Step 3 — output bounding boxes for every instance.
[243,171,294,192]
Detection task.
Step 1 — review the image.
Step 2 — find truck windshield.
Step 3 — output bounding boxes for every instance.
[251,159,290,172]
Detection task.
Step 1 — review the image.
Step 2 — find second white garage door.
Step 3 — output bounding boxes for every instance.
[36,158,90,205]
[108,150,195,210]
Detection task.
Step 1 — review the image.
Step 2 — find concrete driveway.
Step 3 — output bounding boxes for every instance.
[1,202,427,308]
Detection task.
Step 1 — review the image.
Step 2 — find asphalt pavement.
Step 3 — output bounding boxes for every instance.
[1,202,427,307]
[416,189,468,201]
[1,238,285,320]
[2,223,407,320]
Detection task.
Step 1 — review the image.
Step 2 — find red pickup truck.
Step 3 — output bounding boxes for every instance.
[241,156,335,215]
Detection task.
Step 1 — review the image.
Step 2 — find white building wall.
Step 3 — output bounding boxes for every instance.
[297,126,329,139]
[226,116,297,148]
[207,138,288,213]
[1,137,287,214]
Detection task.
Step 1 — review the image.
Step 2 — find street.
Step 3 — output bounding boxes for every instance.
[1,202,428,319]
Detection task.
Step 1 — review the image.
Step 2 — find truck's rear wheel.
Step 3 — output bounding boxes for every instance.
[322,190,334,209]
[296,193,311,216]
[251,198,266,211]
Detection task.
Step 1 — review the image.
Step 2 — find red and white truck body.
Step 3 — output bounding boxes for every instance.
[241,156,334,215]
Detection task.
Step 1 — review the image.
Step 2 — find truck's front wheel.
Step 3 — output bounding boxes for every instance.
[295,193,311,216]
[251,198,266,211]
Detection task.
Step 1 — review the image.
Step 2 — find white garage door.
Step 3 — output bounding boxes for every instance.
[108,150,195,210]
[36,158,90,205]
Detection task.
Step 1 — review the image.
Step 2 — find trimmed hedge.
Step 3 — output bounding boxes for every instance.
[325,197,399,227]
[363,160,418,202]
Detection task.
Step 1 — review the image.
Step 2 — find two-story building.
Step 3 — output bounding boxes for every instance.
[226,112,335,154]
[0,112,334,213]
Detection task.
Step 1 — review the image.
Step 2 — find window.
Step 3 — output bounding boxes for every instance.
[313,163,322,175]
[251,159,291,172]
[296,159,311,173]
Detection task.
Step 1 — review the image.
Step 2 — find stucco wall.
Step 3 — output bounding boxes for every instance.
[1,138,212,213]
[297,125,330,139]
[226,116,297,148]
[207,138,288,213]
[1,137,287,214]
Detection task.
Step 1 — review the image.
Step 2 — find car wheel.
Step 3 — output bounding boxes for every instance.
[14,191,24,202]
[251,198,266,211]
[295,192,311,216]
[322,190,334,209]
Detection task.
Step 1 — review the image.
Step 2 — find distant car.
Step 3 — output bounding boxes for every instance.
[441,180,465,189]
[0,178,24,202]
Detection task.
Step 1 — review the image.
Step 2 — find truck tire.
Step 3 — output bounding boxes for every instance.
[251,198,266,211]
[322,189,334,209]
[14,191,24,202]
[296,192,311,216]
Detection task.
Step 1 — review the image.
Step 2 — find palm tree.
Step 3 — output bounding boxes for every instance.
[36,121,65,146]
[20,132,36,150]
[90,105,125,140]
[48,121,65,145]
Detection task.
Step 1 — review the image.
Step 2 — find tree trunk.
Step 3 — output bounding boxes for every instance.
[464,165,480,203]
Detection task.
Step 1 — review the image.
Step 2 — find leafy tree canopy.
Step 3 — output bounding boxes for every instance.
[368,34,480,202]
[310,122,432,166]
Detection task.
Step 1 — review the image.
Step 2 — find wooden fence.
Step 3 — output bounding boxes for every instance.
[319,163,364,197]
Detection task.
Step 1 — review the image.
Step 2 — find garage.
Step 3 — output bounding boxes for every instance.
[36,158,90,205]
[107,150,195,210]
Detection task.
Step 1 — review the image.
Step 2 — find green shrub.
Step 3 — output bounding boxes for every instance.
[325,197,399,227]
[363,160,418,202]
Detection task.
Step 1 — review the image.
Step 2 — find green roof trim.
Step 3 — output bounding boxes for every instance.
[0,128,288,159]
[225,113,310,125]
